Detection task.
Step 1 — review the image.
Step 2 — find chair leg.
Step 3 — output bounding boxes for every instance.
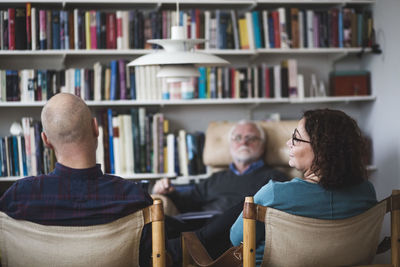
[392,190,400,267]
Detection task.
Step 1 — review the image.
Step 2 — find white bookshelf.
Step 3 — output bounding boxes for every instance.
[0,0,378,181]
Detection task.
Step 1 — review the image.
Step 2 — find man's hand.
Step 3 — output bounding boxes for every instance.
[152,178,175,194]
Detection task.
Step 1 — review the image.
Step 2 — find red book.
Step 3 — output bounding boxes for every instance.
[106,12,116,49]
[230,68,236,98]
[331,8,339,47]
[90,10,97,49]
[26,3,31,49]
[271,11,280,48]
[265,67,270,98]
[8,8,16,50]
[116,11,123,49]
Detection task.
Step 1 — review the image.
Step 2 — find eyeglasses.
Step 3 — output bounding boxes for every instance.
[292,129,311,146]
[231,135,261,144]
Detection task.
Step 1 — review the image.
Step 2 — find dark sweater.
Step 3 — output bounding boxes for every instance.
[168,164,288,213]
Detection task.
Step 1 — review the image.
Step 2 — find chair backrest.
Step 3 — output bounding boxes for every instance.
[203,120,301,177]
[0,199,166,267]
[242,191,400,267]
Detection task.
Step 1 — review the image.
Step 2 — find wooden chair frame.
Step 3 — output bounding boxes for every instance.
[242,190,400,267]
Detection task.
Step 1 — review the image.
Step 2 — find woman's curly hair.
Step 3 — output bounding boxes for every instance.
[303,109,367,190]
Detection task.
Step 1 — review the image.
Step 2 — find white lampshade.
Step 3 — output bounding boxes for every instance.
[127,25,229,79]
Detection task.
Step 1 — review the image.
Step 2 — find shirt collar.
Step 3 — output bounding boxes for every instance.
[229,159,264,175]
[53,162,104,178]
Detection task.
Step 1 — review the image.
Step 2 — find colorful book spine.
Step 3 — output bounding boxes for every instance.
[110,60,117,100]
[118,59,126,99]
[8,8,15,50]
[107,108,115,174]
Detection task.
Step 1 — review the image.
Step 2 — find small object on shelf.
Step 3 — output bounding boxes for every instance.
[309,73,318,97]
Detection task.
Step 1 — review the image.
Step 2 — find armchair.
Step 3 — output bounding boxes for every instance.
[242,191,400,267]
[0,199,167,267]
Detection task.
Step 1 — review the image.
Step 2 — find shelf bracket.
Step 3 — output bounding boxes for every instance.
[330,51,349,63]
[247,102,260,120]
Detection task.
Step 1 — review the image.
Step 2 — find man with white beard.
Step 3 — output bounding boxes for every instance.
[153,120,288,213]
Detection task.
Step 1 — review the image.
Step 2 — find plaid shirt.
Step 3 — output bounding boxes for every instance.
[0,162,154,265]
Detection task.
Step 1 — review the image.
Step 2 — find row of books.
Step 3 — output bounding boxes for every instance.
[0,108,207,178]
[0,58,304,102]
[96,108,206,177]
[0,5,373,51]
[237,7,374,50]
[0,118,55,178]
[0,60,136,102]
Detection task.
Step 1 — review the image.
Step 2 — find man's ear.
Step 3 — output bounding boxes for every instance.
[92,117,99,138]
[41,132,54,149]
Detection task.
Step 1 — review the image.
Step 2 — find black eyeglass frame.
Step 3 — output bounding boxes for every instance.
[292,129,311,146]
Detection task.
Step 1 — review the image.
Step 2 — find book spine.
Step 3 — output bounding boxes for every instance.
[85,11,91,49]
[8,8,15,50]
[39,10,46,50]
[90,10,97,49]
[52,10,60,49]
[110,60,117,100]
[26,3,31,50]
[118,59,126,100]
[107,108,115,174]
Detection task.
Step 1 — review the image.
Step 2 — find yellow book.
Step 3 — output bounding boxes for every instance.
[85,11,91,50]
[104,67,111,100]
[238,17,249,49]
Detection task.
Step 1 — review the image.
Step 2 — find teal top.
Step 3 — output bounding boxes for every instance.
[230,178,377,266]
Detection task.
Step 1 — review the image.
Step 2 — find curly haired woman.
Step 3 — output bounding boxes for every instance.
[230,109,378,266]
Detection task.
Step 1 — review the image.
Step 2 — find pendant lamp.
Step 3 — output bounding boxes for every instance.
[127,2,229,98]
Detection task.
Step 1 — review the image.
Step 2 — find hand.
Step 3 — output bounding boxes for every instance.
[152,178,175,194]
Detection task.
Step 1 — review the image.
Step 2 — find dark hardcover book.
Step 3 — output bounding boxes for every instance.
[330,8,339,47]
[118,59,126,100]
[350,9,357,47]
[99,12,106,49]
[128,10,135,49]
[267,12,274,48]
[107,108,115,174]
[46,70,54,99]
[130,108,141,173]
[6,70,19,101]
[106,12,116,49]
[52,10,60,49]
[15,8,27,50]
[302,9,308,48]
[68,11,74,49]
[39,9,46,50]
[20,136,28,176]
[195,132,206,174]
[3,11,9,50]
[96,11,101,49]
[281,62,289,98]
[80,10,86,49]
[269,67,275,98]
[8,8,16,50]
[237,68,247,98]
[12,136,20,176]
[34,121,43,175]
[129,67,136,100]
[99,110,110,173]
[145,114,152,173]
[135,11,144,49]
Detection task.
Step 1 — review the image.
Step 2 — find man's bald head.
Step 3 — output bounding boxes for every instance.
[41,93,93,146]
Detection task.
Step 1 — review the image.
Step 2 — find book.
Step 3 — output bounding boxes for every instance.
[8,8,15,50]
[107,108,115,174]
[52,10,60,49]
[15,8,27,50]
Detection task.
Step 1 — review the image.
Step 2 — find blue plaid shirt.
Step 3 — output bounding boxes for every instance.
[0,163,153,226]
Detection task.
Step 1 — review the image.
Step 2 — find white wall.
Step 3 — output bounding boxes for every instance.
[364,0,400,263]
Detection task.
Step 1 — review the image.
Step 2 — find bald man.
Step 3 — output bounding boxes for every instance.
[0,93,154,266]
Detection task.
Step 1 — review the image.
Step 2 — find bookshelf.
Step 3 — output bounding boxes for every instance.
[0,0,377,181]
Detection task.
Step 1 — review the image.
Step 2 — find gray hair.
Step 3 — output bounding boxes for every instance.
[228,120,265,143]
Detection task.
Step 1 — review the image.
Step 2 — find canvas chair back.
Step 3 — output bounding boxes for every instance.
[243,192,400,267]
[0,199,166,267]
